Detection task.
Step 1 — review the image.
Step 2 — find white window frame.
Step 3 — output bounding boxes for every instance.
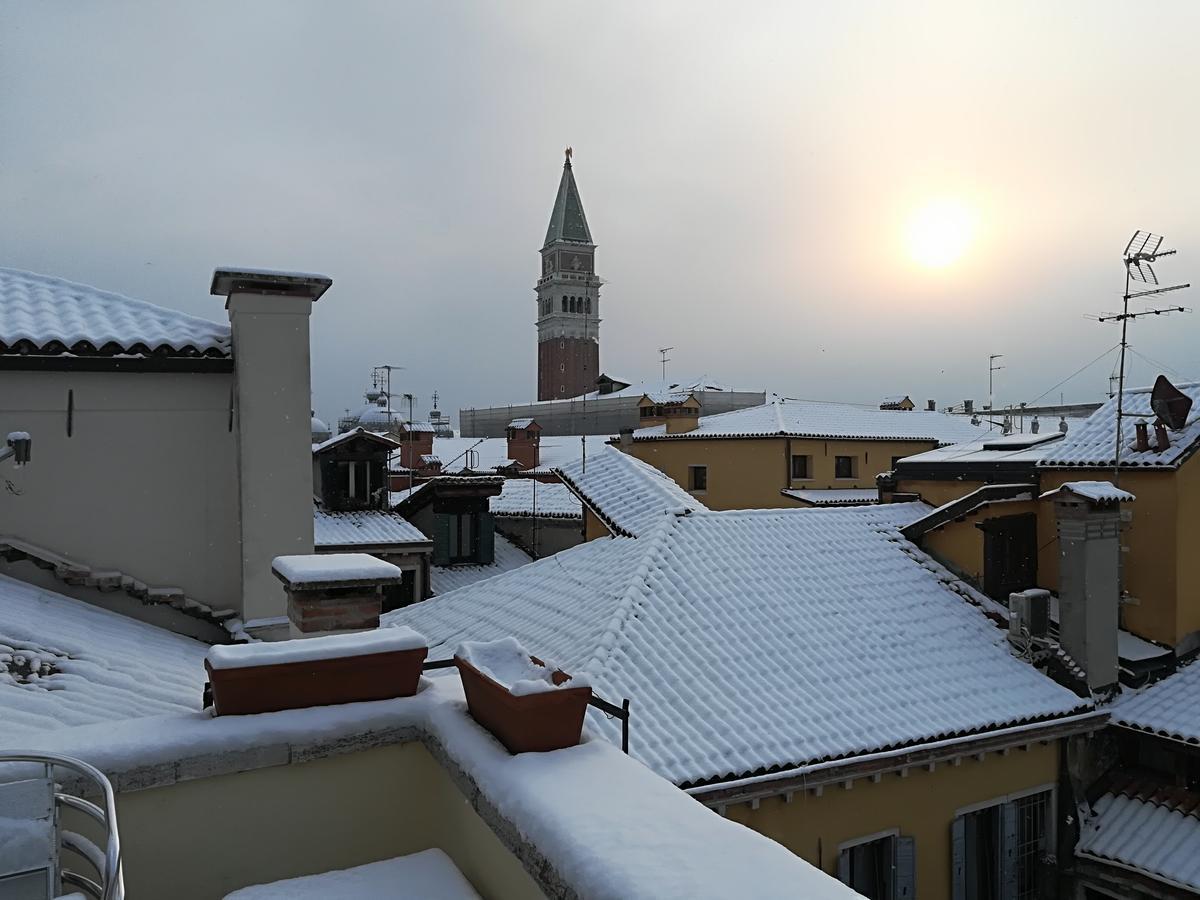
[837,827,900,852]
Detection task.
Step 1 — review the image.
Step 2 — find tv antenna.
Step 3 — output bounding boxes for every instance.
[1094,230,1191,480]
[658,347,674,381]
[988,354,1004,431]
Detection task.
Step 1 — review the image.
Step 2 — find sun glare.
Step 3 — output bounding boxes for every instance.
[905,199,977,269]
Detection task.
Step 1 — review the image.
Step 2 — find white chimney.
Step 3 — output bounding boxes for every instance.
[1053,489,1122,692]
[212,268,331,625]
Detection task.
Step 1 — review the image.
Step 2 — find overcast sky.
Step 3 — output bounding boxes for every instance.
[4,2,1200,425]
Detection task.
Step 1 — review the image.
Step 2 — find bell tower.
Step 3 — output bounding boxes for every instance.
[536,148,601,401]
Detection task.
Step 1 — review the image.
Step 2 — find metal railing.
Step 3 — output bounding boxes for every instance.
[0,751,124,900]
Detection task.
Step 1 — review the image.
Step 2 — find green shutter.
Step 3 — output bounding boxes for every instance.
[952,816,966,900]
[432,513,452,566]
[477,512,495,565]
[895,835,916,899]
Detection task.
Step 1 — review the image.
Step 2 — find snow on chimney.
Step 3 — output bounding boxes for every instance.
[506,419,541,470]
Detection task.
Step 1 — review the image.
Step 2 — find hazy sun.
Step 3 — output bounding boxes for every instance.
[905,199,977,269]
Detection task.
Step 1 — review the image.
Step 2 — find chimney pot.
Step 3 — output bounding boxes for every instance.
[618,427,634,449]
[927,399,936,411]
[964,399,974,414]
[1154,421,1171,452]
[1133,420,1150,452]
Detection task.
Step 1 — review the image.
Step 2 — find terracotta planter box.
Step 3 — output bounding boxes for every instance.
[206,646,427,716]
[455,655,591,754]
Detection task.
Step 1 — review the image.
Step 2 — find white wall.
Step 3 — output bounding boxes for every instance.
[0,368,241,612]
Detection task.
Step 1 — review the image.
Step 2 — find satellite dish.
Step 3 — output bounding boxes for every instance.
[1150,375,1193,431]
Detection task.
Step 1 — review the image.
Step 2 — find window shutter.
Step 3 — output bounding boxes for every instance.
[477,512,495,565]
[999,802,1019,900]
[431,513,452,566]
[837,848,850,886]
[951,816,966,900]
[894,835,916,899]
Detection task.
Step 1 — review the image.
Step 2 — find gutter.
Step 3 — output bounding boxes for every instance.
[686,708,1107,806]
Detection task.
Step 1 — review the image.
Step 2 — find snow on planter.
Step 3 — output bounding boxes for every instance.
[205,627,428,716]
[454,637,591,754]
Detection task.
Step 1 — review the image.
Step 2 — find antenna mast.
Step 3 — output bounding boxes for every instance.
[988,355,1004,431]
[1096,230,1191,483]
[658,347,674,382]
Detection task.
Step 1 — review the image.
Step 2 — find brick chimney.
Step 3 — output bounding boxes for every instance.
[212,268,331,624]
[1133,420,1150,452]
[1051,486,1127,692]
[506,418,542,470]
[273,553,404,638]
[397,421,435,470]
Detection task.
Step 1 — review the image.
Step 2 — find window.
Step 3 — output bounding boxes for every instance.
[336,460,371,502]
[381,569,417,613]
[835,456,858,479]
[561,297,568,312]
[953,790,1052,900]
[445,513,476,564]
[838,832,915,900]
[791,454,811,479]
[688,465,708,493]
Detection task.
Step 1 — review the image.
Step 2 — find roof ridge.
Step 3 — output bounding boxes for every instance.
[580,515,679,679]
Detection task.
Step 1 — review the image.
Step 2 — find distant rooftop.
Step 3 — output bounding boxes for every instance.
[634,397,986,445]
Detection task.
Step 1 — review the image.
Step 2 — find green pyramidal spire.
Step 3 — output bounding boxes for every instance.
[543,148,593,247]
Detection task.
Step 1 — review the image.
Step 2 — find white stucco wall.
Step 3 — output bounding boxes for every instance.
[0,368,241,611]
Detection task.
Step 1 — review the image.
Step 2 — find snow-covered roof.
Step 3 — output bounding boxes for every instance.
[385,502,1086,786]
[782,488,880,506]
[555,446,704,537]
[896,430,1067,466]
[0,573,207,735]
[1039,381,1200,469]
[430,532,533,595]
[1039,481,1136,505]
[490,479,582,519]
[1077,779,1200,892]
[314,508,430,547]
[0,266,230,358]
[1112,657,1200,744]
[633,398,986,445]
[311,427,400,455]
[508,417,536,429]
[408,435,611,476]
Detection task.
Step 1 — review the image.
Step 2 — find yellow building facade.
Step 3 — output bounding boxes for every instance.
[627,435,942,510]
[719,741,1062,900]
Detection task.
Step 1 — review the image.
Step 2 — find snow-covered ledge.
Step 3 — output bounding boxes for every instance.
[0,677,859,900]
[272,552,404,638]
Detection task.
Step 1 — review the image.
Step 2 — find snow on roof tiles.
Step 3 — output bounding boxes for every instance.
[406,435,612,475]
[0,266,230,358]
[1039,382,1200,469]
[508,417,536,429]
[430,532,534,595]
[490,479,582,519]
[1112,658,1200,744]
[783,489,880,506]
[314,508,430,547]
[555,445,704,537]
[1039,481,1136,504]
[0,573,207,735]
[633,398,985,445]
[1078,788,1200,891]
[386,502,1085,785]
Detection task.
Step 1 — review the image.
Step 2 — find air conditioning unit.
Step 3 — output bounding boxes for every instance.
[1009,589,1051,640]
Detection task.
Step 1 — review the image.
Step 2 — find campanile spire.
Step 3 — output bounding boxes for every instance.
[535,150,601,401]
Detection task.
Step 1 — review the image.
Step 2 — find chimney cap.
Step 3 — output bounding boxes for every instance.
[211,267,332,301]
